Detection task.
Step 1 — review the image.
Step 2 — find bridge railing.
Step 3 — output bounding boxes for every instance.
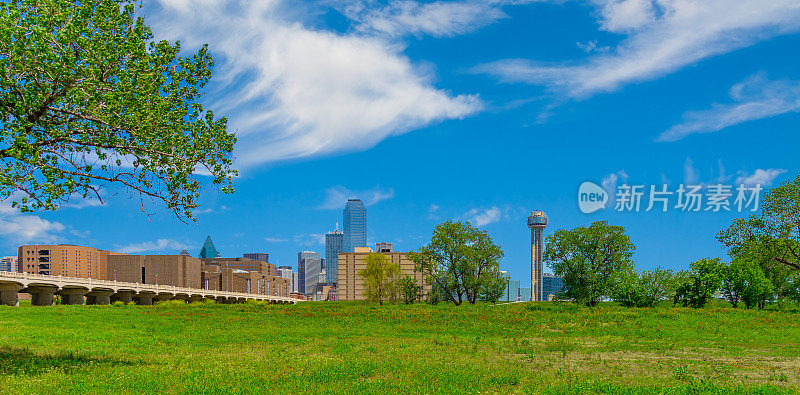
[0,271,296,302]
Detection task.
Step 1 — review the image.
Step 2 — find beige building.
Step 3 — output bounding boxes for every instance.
[107,255,201,289]
[201,264,290,297]
[337,247,429,301]
[201,257,277,276]
[18,244,124,280]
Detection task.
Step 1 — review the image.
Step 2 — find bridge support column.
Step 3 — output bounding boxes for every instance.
[134,292,155,305]
[26,286,57,306]
[154,293,173,304]
[58,288,89,305]
[86,290,114,305]
[112,291,134,304]
[170,295,189,303]
[189,296,203,303]
[0,283,23,306]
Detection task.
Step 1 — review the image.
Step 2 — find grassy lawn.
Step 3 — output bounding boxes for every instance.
[0,301,799,394]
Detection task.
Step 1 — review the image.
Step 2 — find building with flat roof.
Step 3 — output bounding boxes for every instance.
[201,257,277,276]
[107,254,201,288]
[337,248,429,301]
[325,223,343,284]
[1,256,18,272]
[18,244,123,280]
[343,199,366,252]
[201,265,290,296]
[243,253,269,263]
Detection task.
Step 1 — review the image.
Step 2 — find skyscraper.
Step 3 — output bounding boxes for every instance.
[325,222,344,284]
[198,236,220,259]
[297,251,320,294]
[343,199,366,252]
[527,210,548,302]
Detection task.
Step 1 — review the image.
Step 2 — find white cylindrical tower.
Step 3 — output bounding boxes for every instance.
[527,211,548,302]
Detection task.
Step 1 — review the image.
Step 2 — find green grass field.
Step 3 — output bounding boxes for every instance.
[1,301,799,394]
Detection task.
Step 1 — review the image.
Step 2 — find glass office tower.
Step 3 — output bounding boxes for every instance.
[325,223,344,284]
[343,199,366,252]
[297,251,321,294]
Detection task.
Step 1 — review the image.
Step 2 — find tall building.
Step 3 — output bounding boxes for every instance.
[277,265,294,292]
[343,199,366,252]
[17,244,122,279]
[198,236,220,259]
[1,256,18,272]
[375,242,393,253]
[243,253,269,263]
[337,248,430,301]
[297,251,320,294]
[527,210,548,302]
[325,223,344,284]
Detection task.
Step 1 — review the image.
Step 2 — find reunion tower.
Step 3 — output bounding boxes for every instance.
[527,210,548,302]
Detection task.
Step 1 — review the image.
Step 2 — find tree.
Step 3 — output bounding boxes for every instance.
[397,275,421,305]
[612,267,676,308]
[0,0,237,221]
[479,268,508,304]
[720,259,748,308]
[407,220,505,306]
[718,175,800,272]
[358,253,399,306]
[543,221,635,307]
[674,258,725,308]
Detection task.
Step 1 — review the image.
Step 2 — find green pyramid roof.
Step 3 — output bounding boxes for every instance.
[198,236,220,259]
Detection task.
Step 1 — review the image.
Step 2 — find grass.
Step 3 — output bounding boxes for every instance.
[0,300,799,394]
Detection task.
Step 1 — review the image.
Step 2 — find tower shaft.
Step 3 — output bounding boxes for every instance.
[531,227,544,302]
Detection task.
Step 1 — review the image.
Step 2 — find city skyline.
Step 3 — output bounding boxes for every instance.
[1,1,798,289]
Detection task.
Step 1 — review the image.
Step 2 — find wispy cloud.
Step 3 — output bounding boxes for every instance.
[117,239,193,254]
[265,237,289,243]
[464,206,502,227]
[601,169,628,205]
[147,0,480,169]
[735,168,786,187]
[0,196,66,245]
[318,185,395,210]
[293,233,326,247]
[344,0,509,38]
[427,204,441,220]
[659,74,800,142]
[477,1,800,98]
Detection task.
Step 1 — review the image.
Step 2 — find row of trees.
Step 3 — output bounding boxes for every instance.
[359,221,509,305]
[544,174,800,309]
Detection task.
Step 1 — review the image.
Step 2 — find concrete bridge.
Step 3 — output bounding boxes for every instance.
[0,271,299,306]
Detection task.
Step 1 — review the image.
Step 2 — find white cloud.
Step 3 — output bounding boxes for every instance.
[293,233,326,246]
[265,237,289,243]
[345,0,509,38]
[117,239,193,254]
[735,169,786,187]
[0,197,66,245]
[318,185,395,210]
[683,157,699,185]
[427,203,441,220]
[478,1,800,97]
[658,74,800,142]
[147,0,480,169]
[464,206,502,226]
[601,169,628,196]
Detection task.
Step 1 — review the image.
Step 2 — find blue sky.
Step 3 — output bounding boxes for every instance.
[2,0,800,287]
